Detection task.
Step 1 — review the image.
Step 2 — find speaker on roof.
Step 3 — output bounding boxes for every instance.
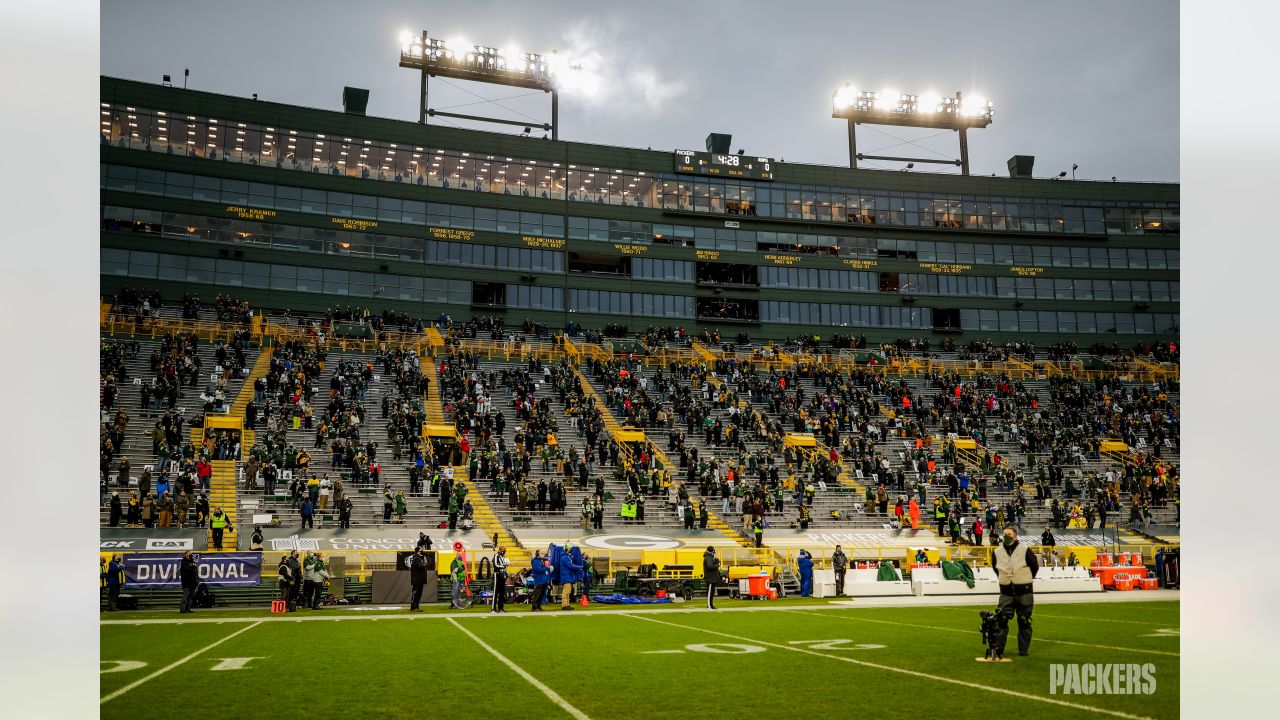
[705,133,732,155]
[343,87,369,116]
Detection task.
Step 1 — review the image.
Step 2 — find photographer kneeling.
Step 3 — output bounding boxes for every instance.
[992,526,1039,657]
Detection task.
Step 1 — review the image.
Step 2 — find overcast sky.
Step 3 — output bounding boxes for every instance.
[100,0,1178,182]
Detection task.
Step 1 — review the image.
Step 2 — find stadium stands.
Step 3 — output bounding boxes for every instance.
[101,295,1180,575]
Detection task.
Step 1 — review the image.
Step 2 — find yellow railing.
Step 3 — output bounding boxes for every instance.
[690,340,718,365]
[100,307,1179,384]
[560,335,581,365]
[101,540,1178,585]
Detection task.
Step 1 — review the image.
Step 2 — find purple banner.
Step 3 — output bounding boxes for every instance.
[124,553,262,588]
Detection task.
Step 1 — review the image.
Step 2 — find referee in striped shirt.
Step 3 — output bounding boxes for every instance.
[491,547,510,614]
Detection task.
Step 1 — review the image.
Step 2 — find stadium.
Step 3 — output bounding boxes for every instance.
[90,6,1181,720]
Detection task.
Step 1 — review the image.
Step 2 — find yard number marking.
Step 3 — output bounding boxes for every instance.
[1140,628,1178,638]
[210,657,263,671]
[685,643,765,654]
[788,640,885,650]
[100,661,147,674]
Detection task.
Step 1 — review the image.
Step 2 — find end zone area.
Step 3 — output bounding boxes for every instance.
[101,600,1179,719]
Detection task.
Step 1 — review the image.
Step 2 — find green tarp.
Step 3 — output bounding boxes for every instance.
[940,559,976,588]
[876,561,899,582]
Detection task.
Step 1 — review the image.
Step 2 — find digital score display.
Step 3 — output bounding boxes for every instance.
[673,149,775,181]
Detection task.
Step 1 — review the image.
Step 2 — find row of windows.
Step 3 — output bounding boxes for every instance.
[567,290,695,318]
[101,205,565,273]
[103,104,1178,235]
[100,204,1178,309]
[506,284,563,311]
[958,309,1178,335]
[100,248,470,304]
[632,258,695,283]
[762,302,932,328]
[877,238,1178,270]
[759,299,1178,335]
[102,165,567,237]
[760,267,877,292]
[102,167,1179,268]
[894,274,1180,302]
[428,240,562,274]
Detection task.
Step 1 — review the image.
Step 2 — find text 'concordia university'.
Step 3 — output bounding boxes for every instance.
[100,76,1178,344]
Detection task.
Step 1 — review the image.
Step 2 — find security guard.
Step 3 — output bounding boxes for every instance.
[991,525,1039,657]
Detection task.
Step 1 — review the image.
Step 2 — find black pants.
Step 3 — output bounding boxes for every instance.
[531,583,547,609]
[211,527,224,549]
[108,585,120,611]
[302,580,315,607]
[994,590,1034,656]
[339,513,350,529]
[833,569,846,596]
[706,580,718,609]
[410,581,425,610]
[493,573,507,611]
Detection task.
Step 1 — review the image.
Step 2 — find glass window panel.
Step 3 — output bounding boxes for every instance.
[185,256,214,284]
[323,268,349,295]
[295,266,323,293]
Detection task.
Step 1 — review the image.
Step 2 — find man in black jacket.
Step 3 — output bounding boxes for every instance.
[991,526,1040,658]
[831,545,849,597]
[282,550,303,611]
[408,547,430,611]
[703,546,722,610]
[179,552,199,614]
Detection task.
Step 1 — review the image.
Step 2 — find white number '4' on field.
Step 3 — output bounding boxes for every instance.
[788,640,886,651]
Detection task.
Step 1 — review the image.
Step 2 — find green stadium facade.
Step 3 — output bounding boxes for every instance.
[100,76,1178,344]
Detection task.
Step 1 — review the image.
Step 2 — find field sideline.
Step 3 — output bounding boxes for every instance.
[101,598,1179,720]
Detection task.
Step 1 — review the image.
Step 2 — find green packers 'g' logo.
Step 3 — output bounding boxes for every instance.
[580,535,682,550]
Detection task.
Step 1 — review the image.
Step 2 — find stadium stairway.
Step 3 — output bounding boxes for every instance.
[426,356,530,567]
[206,347,271,549]
[458,467,531,567]
[421,357,446,425]
[577,366,756,551]
[207,460,239,549]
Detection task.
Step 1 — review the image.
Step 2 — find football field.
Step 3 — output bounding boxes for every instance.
[100,598,1179,719]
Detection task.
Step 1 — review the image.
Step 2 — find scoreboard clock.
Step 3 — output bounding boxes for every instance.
[673,149,775,181]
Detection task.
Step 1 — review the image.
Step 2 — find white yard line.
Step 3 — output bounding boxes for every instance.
[788,609,1179,657]
[623,613,1158,720]
[100,592,1177,626]
[100,621,261,704]
[447,618,592,720]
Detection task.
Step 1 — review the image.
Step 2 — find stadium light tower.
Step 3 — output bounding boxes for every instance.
[398,30,561,140]
[831,86,993,175]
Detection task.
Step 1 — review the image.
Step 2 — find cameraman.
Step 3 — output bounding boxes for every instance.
[991,526,1039,657]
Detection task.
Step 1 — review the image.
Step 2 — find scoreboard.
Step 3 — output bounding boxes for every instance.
[673,149,775,181]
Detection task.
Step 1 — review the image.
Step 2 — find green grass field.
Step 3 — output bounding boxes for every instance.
[100,598,1179,719]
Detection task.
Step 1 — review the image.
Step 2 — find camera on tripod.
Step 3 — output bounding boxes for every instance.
[977,609,1013,662]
